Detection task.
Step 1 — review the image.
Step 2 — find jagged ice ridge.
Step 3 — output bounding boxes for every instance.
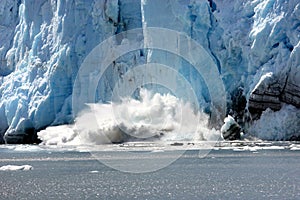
[0,0,299,143]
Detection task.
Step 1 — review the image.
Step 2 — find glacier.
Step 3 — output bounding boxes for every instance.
[0,0,299,144]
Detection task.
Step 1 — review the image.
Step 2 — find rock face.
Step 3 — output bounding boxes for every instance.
[249,74,300,117]
[246,0,300,120]
[221,115,241,140]
[249,73,284,117]
[282,43,300,108]
[249,43,300,118]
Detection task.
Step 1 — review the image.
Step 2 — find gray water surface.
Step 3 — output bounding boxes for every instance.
[0,145,299,200]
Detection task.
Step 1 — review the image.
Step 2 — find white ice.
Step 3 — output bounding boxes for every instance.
[0,165,33,171]
[0,0,299,142]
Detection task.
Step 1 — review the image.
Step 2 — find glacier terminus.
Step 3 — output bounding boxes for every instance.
[0,0,299,144]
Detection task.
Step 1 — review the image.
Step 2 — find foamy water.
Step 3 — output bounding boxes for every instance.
[38,90,221,146]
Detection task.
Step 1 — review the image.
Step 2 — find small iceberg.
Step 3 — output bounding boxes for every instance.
[0,165,33,171]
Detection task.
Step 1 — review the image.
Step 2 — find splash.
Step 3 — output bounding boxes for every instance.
[38,89,221,145]
[248,104,300,140]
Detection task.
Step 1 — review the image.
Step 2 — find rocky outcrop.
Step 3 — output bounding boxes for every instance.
[221,115,241,140]
[249,42,300,118]
[248,74,300,119]
[282,82,300,107]
[248,73,283,117]
[281,42,300,107]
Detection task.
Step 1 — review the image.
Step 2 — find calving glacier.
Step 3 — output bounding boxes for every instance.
[38,89,221,145]
[0,0,299,144]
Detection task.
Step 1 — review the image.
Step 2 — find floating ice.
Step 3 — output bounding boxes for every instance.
[0,165,33,171]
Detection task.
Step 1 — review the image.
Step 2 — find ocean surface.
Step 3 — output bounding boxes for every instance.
[0,142,300,200]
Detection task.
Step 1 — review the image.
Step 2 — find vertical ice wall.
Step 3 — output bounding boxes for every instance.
[0,0,299,143]
[0,0,132,143]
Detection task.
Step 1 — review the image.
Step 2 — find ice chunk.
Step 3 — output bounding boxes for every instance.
[221,115,241,140]
[0,165,33,171]
[248,104,300,140]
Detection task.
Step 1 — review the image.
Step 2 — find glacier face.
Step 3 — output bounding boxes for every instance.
[0,0,128,143]
[0,0,299,143]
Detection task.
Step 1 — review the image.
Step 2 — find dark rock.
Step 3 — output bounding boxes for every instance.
[4,128,41,144]
[222,123,241,140]
[249,44,300,118]
[289,135,300,141]
[230,87,247,123]
[171,142,184,146]
[249,75,300,119]
[221,116,241,140]
[0,135,4,144]
[281,82,300,107]
[248,74,282,118]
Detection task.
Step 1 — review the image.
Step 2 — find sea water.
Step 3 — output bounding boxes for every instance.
[2,90,300,199]
[0,142,300,199]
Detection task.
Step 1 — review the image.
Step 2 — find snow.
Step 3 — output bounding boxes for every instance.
[251,72,273,93]
[0,165,33,171]
[0,0,299,142]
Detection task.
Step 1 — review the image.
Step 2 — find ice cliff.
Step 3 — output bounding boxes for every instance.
[0,0,299,143]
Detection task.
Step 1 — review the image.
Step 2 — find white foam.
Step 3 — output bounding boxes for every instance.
[0,145,44,152]
[38,90,222,145]
[248,104,300,140]
[38,125,78,146]
[290,144,300,151]
[290,147,300,151]
[12,145,44,152]
[232,146,258,152]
